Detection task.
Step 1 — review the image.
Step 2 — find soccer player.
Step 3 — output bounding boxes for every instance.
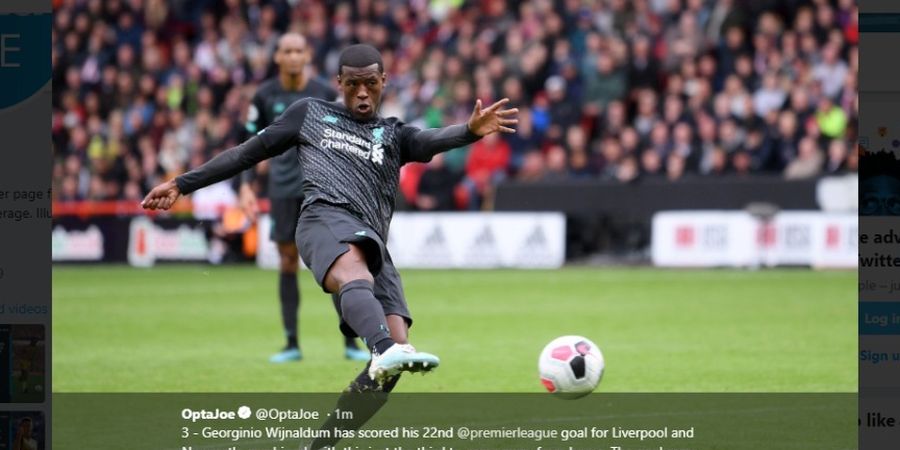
[142,43,516,398]
[240,32,368,363]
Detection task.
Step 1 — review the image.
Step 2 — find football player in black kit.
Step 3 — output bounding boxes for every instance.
[240,33,369,363]
[142,45,517,437]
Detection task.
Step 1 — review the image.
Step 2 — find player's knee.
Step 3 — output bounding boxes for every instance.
[325,245,374,292]
[278,243,299,273]
[279,255,299,273]
[279,257,298,273]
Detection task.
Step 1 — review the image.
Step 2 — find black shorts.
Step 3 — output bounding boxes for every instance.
[269,197,302,243]
[295,202,412,336]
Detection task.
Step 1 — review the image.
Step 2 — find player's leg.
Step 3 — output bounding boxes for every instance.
[269,197,304,363]
[331,293,369,361]
[270,241,302,363]
[297,204,436,379]
[325,245,438,383]
[305,316,407,450]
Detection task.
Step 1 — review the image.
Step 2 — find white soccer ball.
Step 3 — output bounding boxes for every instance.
[538,335,604,399]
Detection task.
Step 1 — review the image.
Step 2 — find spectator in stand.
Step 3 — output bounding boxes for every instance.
[705,147,730,176]
[753,72,787,118]
[813,43,849,99]
[816,96,848,139]
[825,140,850,174]
[667,154,687,182]
[516,151,546,183]
[628,35,660,92]
[772,111,801,171]
[743,127,775,172]
[640,149,664,180]
[544,145,569,181]
[732,151,753,176]
[584,53,626,111]
[785,137,825,180]
[504,108,537,175]
[565,126,595,178]
[416,154,461,211]
[462,133,511,210]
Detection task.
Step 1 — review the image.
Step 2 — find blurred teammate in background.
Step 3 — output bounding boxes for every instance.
[240,33,368,363]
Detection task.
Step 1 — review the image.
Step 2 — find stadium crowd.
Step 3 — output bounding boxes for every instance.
[52,0,858,210]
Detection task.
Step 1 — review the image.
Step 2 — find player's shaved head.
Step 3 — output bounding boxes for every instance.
[338,44,383,76]
[274,32,309,78]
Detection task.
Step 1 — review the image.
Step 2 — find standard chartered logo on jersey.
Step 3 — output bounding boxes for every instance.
[320,126,385,165]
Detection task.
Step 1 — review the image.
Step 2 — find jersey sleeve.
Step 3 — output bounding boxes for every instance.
[176,100,309,195]
[399,123,482,164]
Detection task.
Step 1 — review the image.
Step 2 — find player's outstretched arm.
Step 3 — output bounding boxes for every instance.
[140,135,273,211]
[400,98,518,163]
[142,100,310,211]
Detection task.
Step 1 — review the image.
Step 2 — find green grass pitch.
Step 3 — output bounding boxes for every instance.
[53,266,856,393]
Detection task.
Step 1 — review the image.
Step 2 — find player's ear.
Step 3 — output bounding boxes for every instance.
[381,72,387,87]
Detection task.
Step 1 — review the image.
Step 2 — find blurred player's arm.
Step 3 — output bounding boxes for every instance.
[400,98,518,163]
[238,93,267,219]
[142,100,309,211]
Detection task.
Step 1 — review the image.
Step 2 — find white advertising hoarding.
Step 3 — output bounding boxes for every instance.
[388,212,566,269]
[651,211,758,267]
[652,211,857,268]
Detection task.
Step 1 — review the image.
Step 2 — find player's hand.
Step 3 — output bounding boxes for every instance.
[238,183,259,221]
[467,98,518,136]
[140,179,182,211]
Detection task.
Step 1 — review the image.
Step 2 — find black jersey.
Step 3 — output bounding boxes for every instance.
[177,98,481,239]
[244,77,337,198]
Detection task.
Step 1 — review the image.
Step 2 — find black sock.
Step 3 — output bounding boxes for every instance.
[332,293,360,349]
[279,272,299,349]
[339,280,394,353]
[373,339,394,354]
